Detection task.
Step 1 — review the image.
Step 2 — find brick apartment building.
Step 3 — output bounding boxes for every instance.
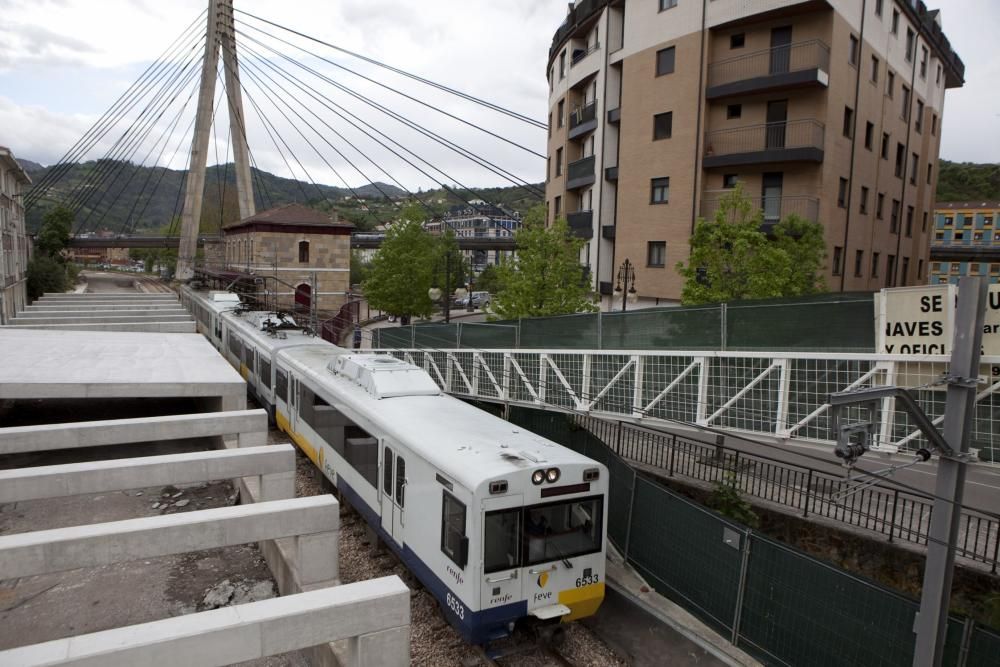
[0,147,32,323]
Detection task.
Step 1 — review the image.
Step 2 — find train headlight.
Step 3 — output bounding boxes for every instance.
[546,468,561,483]
[583,468,600,482]
[532,470,546,485]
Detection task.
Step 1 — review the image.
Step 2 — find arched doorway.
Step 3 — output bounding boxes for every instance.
[295,283,311,316]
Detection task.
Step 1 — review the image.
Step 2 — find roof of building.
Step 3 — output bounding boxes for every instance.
[936,201,1000,210]
[224,203,354,230]
[0,146,33,186]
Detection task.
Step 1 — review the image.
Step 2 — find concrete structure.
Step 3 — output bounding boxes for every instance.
[545,0,964,308]
[0,577,410,667]
[221,203,354,315]
[0,444,295,503]
[929,200,1000,284]
[1,146,32,325]
[0,328,244,410]
[7,291,196,332]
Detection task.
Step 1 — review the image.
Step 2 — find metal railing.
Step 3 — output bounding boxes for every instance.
[571,42,601,66]
[701,195,820,224]
[566,154,596,185]
[578,416,999,572]
[705,119,825,157]
[708,39,831,88]
[566,210,594,239]
[569,100,598,130]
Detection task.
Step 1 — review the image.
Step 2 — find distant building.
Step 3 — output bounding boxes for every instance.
[433,200,521,270]
[222,203,354,314]
[0,147,32,322]
[928,201,1000,284]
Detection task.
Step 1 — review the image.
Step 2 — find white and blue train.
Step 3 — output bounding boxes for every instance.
[179,286,608,644]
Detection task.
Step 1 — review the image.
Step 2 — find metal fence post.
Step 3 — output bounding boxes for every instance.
[720,302,728,351]
[888,489,900,543]
[616,420,623,456]
[623,469,638,562]
[668,434,677,477]
[956,617,975,667]
[410,325,415,349]
[803,469,813,518]
[597,310,603,350]
[456,323,462,349]
[730,529,752,645]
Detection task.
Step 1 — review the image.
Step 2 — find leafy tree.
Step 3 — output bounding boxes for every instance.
[362,206,437,321]
[472,263,504,295]
[350,251,372,286]
[707,473,760,529]
[936,160,1000,201]
[26,254,68,300]
[676,185,826,305]
[491,206,596,319]
[34,206,73,259]
[435,228,471,290]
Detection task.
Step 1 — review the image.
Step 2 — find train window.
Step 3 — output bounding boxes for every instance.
[276,369,288,403]
[214,316,221,339]
[523,496,604,567]
[484,508,521,573]
[394,457,406,508]
[260,358,272,390]
[246,347,255,374]
[383,447,393,500]
[441,491,468,568]
[228,334,241,359]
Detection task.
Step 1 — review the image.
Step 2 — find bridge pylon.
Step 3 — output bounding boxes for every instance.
[176,0,255,282]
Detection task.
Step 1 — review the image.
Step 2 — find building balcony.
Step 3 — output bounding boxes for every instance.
[605,166,618,181]
[601,225,616,240]
[568,100,598,140]
[566,210,594,240]
[703,119,825,168]
[701,195,819,232]
[571,42,600,67]
[607,107,620,124]
[707,40,830,99]
[566,155,596,190]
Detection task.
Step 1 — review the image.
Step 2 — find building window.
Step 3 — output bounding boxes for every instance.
[555,147,563,176]
[557,99,564,127]
[920,46,929,79]
[891,9,900,35]
[906,206,914,237]
[905,29,915,62]
[659,0,678,11]
[849,35,859,66]
[723,174,739,189]
[298,241,309,263]
[927,163,933,185]
[887,255,897,286]
[895,143,905,178]
[832,246,844,276]
[651,177,670,204]
[653,111,673,140]
[875,0,883,17]
[937,64,942,85]
[855,250,864,277]
[876,193,885,219]
[923,211,928,232]
[915,100,924,133]
[647,241,666,267]
[726,104,742,119]
[974,231,985,242]
[881,132,890,160]
[901,257,910,282]
[559,50,566,79]
[931,114,938,136]
[860,186,869,214]
[656,46,676,76]
[890,199,900,233]
[864,122,874,150]
[901,86,910,120]
[837,178,848,208]
[944,216,953,227]
[872,252,880,277]
[985,216,995,227]
[554,195,562,216]
[886,71,895,98]
[871,55,879,83]
[730,33,745,49]
[910,152,919,185]
[843,106,854,138]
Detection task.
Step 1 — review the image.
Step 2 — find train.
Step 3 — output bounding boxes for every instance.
[178,285,608,645]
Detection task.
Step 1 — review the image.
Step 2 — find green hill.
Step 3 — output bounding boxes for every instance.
[936,160,1000,202]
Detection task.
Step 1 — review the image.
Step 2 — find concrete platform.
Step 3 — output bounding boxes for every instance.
[0,329,243,407]
[3,322,197,333]
[10,314,191,324]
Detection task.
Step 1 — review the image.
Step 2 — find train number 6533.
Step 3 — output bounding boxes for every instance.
[446,592,466,620]
[575,573,599,587]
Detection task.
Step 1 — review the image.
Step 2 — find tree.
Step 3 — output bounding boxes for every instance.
[27,206,76,300]
[362,206,437,321]
[473,263,504,295]
[350,251,372,286]
[676,185,826,305]
[34,206,73,259]
[26,255,68,300]
[491,206,596,319]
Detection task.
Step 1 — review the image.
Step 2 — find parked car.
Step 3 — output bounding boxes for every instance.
[455,291,491,310]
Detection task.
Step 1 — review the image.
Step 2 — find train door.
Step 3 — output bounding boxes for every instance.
[392,454,406,544]
[481,496,524,610]
[380,444,403,547]
[289,375,300,434]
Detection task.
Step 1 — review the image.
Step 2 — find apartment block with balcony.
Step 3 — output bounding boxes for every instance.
[440,201,521,270]
[0,147,32,323]
[928,201,1000,285]
[545,0,964,309]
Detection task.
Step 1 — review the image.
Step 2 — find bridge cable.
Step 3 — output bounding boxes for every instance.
[214,72,274,211]
[232,16,546,159]
[25,11,207,209]
[234,8,547,129]
[129,111,200,239]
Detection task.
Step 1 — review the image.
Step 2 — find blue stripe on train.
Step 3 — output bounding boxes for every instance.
[336,477,526,644]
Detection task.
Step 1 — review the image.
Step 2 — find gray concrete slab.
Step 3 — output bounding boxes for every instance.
[4,322,198,333]
[0,576,410,667]
[0,409,267,454]
[10,315,193,325]
[0,445,295,503]
[23,303,183,311]
[0,495,339,579]
[0,329,244,400]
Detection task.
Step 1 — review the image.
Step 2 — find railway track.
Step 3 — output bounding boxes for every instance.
[471,641,578,667]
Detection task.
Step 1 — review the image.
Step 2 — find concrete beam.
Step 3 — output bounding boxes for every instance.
[0,576,410,667]
[3,322,198,332]
[10,315,193,325]
[0,445,295,503]
[23,303,182,311]
[0,495,340,579]
[0,409,268,455]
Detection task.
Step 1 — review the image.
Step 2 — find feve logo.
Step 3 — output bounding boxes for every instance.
[536,571,549,588]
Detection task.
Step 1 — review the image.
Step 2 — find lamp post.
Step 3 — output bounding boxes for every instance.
[614,258,639,312]
[428,246,467,324]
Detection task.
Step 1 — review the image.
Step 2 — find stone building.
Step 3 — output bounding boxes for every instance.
[1,147,32,323]
[222,204,353,315]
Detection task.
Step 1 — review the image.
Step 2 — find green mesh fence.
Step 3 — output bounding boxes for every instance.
[412,323,459,349]
[376,327,412,349]
[726,298,875,352]
[966,625,1000,667]
[458,323,518,349]
[519,313,600,349]
[602,307,723,350]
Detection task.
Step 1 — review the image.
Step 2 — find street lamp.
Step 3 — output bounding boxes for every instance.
[614,258,639,312]
[428,246,467,324]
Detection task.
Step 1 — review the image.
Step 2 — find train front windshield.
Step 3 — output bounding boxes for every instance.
[484,496,603,573]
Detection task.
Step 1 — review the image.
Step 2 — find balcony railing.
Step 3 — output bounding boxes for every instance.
[703,119,825,168]
[701,195,820,228]
[567,210,594,240]
[566,155,596,190]
[571,42,600,66]
[708,39,830,93]
[568,100,598,139]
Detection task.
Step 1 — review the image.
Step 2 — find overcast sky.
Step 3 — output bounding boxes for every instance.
[0,0,996,193]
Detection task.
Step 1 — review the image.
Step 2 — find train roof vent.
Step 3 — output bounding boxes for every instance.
[328,355,442,399]
[209,291,241,304]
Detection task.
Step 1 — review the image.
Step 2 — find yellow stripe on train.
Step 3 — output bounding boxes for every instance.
[275,410,322,467]
[558,582,605,622]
